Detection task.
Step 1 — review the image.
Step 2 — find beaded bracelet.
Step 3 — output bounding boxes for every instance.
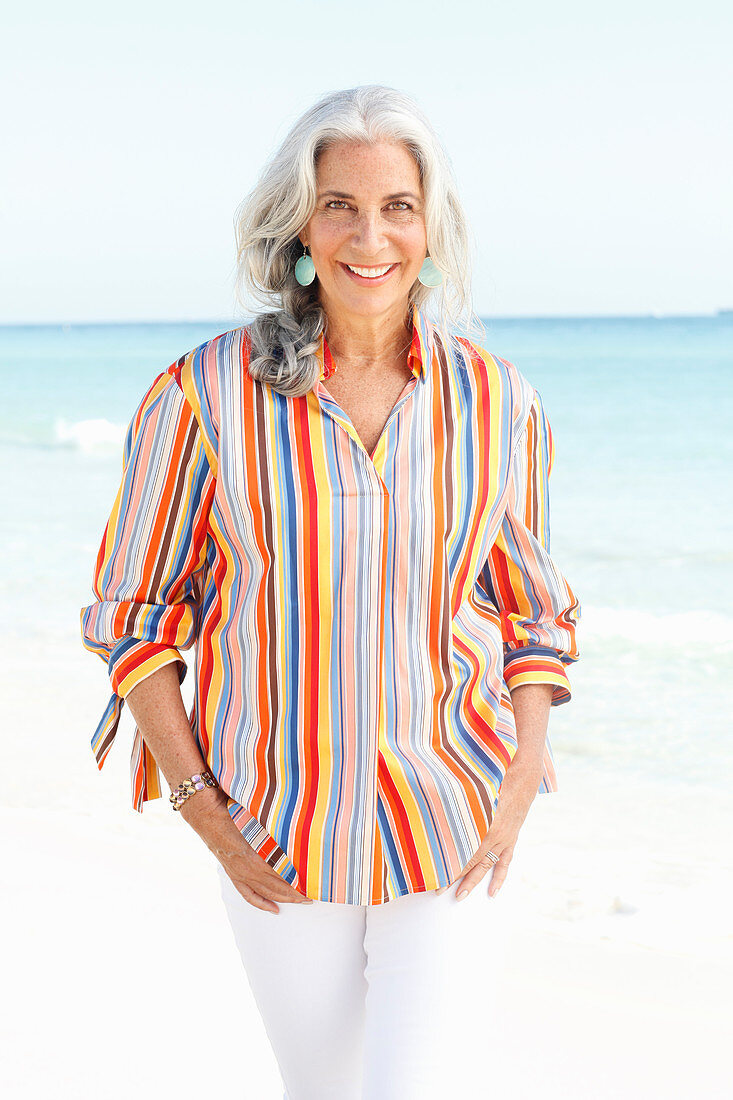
[169,770,219,811]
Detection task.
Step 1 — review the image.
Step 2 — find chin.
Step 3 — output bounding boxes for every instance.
[333,290,408,317]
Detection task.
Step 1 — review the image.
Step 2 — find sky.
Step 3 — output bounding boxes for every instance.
[2,0,731,323]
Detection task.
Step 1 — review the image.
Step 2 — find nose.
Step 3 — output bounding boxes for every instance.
[350,211,390,257]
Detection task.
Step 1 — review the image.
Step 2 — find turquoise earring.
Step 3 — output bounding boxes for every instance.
[417,255,443,287]
[294,244,316,286]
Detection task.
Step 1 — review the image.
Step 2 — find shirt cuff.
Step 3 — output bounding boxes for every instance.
[108,638,186,698]
[503,644,572,705]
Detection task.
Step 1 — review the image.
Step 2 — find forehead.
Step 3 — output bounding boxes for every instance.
[315,140,422,192]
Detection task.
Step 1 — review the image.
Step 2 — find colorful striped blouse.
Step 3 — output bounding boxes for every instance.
[80,303,581,904]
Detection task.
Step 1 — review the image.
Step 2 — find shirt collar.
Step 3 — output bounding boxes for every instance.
[316,302,435,382]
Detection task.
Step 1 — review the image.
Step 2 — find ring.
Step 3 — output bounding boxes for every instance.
[486,851,499,864]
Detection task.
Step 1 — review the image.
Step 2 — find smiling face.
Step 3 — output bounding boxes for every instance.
[299,140,427,325]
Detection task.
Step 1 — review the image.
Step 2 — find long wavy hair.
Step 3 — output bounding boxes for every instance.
[234,84,485,396]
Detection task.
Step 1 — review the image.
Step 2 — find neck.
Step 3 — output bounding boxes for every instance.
[321,299,414,374]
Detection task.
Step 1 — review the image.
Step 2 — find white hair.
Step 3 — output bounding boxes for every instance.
[234,84,484,396]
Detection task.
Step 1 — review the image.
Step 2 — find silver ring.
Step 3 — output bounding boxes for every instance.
[486,851,500,865]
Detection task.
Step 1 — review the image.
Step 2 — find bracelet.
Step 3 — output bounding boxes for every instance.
[169,770,219,811]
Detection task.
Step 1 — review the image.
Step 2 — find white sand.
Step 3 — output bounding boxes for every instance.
[2,640,731,1098]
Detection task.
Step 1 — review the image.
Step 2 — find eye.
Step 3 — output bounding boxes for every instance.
[326,200,350,209]
[387,201,412,211]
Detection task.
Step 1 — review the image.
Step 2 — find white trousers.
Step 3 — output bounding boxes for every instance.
[217,862,513,1099]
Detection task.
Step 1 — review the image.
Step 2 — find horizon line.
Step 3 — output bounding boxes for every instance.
[1,310,730,328]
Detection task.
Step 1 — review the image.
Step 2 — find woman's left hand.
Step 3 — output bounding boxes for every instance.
[441,762,543,900]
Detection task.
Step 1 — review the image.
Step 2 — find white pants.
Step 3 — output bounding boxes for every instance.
[217,862,513,1099]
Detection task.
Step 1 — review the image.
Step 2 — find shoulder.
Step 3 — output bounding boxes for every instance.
[126,326,252,475]
[167,324,254,470]
[171,323,252,396]
[440,331,537,440]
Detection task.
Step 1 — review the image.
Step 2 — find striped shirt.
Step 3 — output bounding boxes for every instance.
[80,303,581,904]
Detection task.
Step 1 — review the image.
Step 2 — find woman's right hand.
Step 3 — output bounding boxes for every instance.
[122,664,311,915]
[180,787,313,913]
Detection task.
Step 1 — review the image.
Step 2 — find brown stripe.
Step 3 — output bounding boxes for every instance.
[148,411,199,598]
[121,406,199,638]
[433,332,461,764]
[265,838,292,870]
[96,711,121,761]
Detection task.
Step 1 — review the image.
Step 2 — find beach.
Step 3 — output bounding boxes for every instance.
[1,315,731,1097]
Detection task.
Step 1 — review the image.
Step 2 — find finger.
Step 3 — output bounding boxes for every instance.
[262,881,311,904]
[238,857,310,903]
[225,831,301,902]
[487,859,509,898]
[444,844,494,896]
[455,854,502,899]
[256,868,311,903]
[231,878,280,914]
[454,865,488,899]
[226,866,293,910]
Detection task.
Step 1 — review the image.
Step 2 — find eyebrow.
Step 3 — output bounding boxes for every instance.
[317,190,421,201]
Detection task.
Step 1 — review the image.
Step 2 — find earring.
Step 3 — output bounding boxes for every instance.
[294,244,316,286]
[417,255,443,287]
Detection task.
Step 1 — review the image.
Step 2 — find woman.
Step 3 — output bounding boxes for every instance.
[81,85,581,1098]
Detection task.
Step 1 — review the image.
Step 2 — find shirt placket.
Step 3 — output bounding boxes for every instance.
[312,374,419,900]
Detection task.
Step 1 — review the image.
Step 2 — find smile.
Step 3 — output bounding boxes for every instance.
[339,262,399,284]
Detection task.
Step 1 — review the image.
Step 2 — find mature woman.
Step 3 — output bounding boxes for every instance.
[81,84,581,1099]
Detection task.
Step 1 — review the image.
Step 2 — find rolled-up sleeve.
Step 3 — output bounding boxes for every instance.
[80,366,215,808]
[483,387,581,705]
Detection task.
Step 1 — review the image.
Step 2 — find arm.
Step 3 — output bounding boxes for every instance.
[482,386,581,785]
[452,388,580,898]
[124,661,214,810]
[452,678,557,899]
[123,663,310,913]
[506,682,554,785]
[80,368,309,911]
[80,367,215,808]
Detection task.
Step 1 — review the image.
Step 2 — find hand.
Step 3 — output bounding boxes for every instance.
[181,787,312,914]
[441,763,542,900]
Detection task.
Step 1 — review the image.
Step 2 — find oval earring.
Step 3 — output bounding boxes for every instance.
[294,244,316,286]
[417,255,443,287]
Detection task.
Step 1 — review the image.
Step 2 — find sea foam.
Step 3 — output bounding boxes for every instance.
[54,417,126,452]
[578,605,730,648]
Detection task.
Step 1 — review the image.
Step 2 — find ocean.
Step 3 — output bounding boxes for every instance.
[2,314,731,961]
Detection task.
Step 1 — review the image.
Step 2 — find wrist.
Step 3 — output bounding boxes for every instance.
[178,783,227,827]
[502,755,543,799]
[509,748,544,773]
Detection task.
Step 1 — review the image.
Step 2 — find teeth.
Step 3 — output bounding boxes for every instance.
[346,264,394,278]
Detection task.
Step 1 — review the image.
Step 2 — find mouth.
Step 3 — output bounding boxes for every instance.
[338,261,399,285]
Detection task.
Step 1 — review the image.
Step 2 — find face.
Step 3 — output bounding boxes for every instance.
[299,140,427,323]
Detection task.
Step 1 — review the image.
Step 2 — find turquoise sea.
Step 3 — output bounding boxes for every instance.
[2,314,731,958]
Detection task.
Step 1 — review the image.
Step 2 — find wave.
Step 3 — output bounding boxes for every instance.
[579,605,730,646]
[54,417,126,452]
[0,418,126,453]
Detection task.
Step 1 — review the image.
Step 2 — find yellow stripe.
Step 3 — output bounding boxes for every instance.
[504,668,570,691]
[179,353,218,478]
[117,647,182,698]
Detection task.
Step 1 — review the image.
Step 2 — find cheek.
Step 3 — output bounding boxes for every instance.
[399,221,428,258]
[310,220,348,256]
